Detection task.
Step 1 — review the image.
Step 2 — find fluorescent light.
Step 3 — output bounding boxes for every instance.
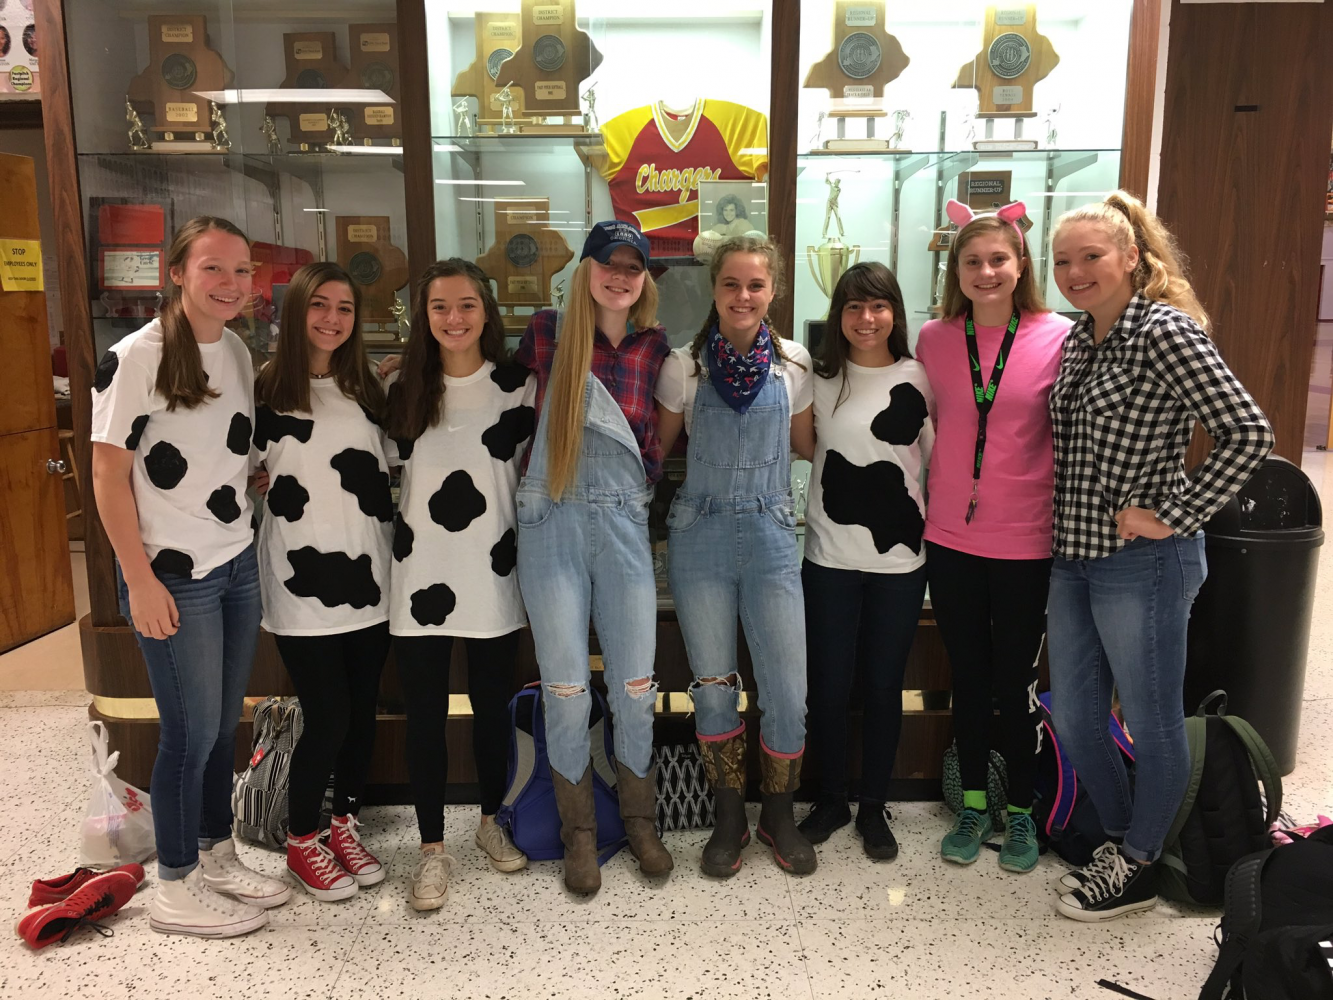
[457,198,564,208]
[436,179,526,186]
[325,145,401,155]
[434,144,462,153]
[302,208,330,213]
[194,89,393,104]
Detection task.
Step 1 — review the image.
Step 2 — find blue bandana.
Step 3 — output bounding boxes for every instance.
[705,323,772,415]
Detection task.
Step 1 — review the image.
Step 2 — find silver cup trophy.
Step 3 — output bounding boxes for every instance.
[807,176,860,297]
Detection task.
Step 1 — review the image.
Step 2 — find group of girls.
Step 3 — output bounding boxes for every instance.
[90,186,1271,938]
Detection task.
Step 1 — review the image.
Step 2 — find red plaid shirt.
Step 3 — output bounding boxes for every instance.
[515,309,671,483]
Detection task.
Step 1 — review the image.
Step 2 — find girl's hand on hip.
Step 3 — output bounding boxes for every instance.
[1115,506,1173,541]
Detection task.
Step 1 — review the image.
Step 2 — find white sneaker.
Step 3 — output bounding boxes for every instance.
[150,866,268,938]
[199,838,292,908]
[475,816,528,873]
[409,848,456,912]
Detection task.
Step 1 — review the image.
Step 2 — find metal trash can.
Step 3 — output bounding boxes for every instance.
[1184,456,1323,774]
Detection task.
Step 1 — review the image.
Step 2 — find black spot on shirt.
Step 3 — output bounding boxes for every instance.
[820,449,924,555]
[226,412,253,456]
[410,583,457,627]
[206,485,242,523]
[144,441,188,490]
[94,351,119,393]
[490,528,517,577]
[393,513,414,562]
[253,404,315,450]
[490,362,530,393]
[267,474,310,522]
[251,514,259,535]
[125,414,149,451]
[481,405,536,462]
[392,435,416,463]
[358,402,382,427]
[870,383,929,447]
[330,448,393,523]
[150,548,194,578]
[428,470,487,532]
[284,547,382,610]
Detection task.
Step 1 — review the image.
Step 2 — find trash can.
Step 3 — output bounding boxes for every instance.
[1184,456,1323,774]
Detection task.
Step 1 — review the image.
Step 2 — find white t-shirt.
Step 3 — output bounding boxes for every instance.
[653,340,814,432]
[254,380,394,635]
[389,361,537,638]
[804,359,936,573]
[90,320,255,580]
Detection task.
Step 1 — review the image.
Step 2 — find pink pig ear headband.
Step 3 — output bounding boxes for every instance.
[945,199,1027,252]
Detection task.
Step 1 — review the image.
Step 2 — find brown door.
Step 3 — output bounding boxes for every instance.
[0,152,74,652]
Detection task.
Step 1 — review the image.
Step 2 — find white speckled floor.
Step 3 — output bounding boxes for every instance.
[4,453,1333,1000]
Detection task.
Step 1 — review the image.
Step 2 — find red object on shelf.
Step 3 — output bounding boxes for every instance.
[251,241,315,304]
[51,346,68,378]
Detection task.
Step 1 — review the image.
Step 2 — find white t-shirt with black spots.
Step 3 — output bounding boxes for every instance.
[805,359,936,574]
[90,320,255,580]
[253,380,394,636]
[388,361,537,638]
[653,340,815,433]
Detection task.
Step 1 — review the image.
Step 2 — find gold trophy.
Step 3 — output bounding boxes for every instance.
[807,176,860,298]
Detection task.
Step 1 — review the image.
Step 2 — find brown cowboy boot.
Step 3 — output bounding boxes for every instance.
[697,729,750,878]
[615,762,674,876]
[757,748,817,875]
[550,765,600,894]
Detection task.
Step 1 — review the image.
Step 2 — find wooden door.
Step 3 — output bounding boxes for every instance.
[0,152,74,652]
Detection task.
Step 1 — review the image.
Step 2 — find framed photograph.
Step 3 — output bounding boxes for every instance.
[696,179,767,240]
[98,248,164,291]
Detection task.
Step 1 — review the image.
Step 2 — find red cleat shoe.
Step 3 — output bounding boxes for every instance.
[16,870,139,949]
[28,864,146,908]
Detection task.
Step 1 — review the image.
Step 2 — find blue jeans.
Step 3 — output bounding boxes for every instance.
[1047,534,1207,863]
[117,545,262,879]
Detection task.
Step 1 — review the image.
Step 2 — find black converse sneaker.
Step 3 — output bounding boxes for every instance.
[1052,841,1120,893]
[1055,845,1158,921]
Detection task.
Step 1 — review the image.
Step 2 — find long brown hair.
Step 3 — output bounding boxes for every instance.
[939,215,1046,321]
[544,258,660,500]
[156,216,250,411]
[1052,190,1210,331]
[815,262,912,410]
[385,259,509,442]
[688,235,805,375]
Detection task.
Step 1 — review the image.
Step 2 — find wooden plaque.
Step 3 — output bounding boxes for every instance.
[953,4,1059,117]
[499,0,601,118]
[451,12,525,121]
[348,23,401,141]
[335,217,409,325]
[128,15,233,138]
[475,199,573,331]
[927,171,1033,251]
[803,1,910,116]
[265,32,350,147]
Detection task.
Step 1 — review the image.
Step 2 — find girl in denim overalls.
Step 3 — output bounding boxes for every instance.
[656,236,817,876]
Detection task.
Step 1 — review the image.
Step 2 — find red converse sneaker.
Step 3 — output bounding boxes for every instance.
[28,863,146,907]
[327,814,384,886]
[286,831,356,902]
[16,869,139,949]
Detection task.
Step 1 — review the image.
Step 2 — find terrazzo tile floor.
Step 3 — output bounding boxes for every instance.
[4,452,1333,999]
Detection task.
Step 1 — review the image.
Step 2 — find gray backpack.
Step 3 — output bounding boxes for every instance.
[232,697,302,849]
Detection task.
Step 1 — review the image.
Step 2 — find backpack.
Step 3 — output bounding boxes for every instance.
[1033,691,1136,867]
[496,682,627,863]
[1159,691,1283,907]
[941,741,1010,834]
[1199,825,1333,1000]
[231,696,302,850]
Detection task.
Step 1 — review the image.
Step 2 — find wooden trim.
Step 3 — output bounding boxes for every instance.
[1118,0,1162,198]
[397,0,435,289]
[0,101,42,129]
[768,0,800,340]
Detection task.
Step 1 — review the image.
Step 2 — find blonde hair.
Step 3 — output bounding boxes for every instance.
[939,215,1046,321]
[1052,190,1209,330]
[544,258,659,500]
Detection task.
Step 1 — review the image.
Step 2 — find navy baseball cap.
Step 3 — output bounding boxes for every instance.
[580,220,650,266]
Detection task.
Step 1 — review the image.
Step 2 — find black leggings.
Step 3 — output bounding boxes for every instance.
[395,631,521,843]
[925,541,1051,809]
[275,622,390,838]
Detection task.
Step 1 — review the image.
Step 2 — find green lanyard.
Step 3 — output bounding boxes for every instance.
[964,309,1020,524]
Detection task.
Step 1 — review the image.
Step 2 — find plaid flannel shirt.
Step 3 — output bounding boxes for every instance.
[515,308,671,484]
[1049,293,1274,561]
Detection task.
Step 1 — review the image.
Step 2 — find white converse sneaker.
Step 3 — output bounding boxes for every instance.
[409,847,455,912]
[198,838,292,908]
[150,866,268,938]
[475,816,528,873]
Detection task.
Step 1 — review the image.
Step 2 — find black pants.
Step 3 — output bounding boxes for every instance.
[803,559,928,803]
[395,631,521,844]
[925,541,1052,809]
[275,621,391,838]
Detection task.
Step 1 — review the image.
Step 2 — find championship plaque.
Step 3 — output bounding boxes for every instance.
[953,4,1059,149]
[335,217,409,330]
[927,171,1033,251]
[451,12,524,129]
[266,32,350,149]
[498,0,602,130]
[127,15,233,149]
[348,24,401,144]
[803,1,910,153]
[475,199,574,332]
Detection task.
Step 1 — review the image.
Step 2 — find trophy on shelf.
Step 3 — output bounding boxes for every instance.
[483,0,602,135]
[348,24,402,145]
[497,82,517,134]
[1044,104,1060,149]
[126,98,150,150]
[389,296,410,339]
[953,4,1060,151]
[552,279,566,310]
[336,217,409,337]
[581,85,598,133]
[127,15,234,151]
[329,108,353,146]
[807,176,861,298]
[453,98,474,137]
[260,115,282,154]
[476,198,574,332]
[803,0,910,153]
[888,109,910,151]
[451,11,524,133]
[266,31,350,151]
[210,102,230,151]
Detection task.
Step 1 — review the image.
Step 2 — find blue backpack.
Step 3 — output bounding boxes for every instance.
[495,682,627,863]
[1033,691,1135,866]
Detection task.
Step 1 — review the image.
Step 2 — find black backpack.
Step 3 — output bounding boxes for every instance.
[1199,824,1333,1000]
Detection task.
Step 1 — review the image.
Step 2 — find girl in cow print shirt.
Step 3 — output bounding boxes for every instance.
[385,259,537,909]
[797,262,935,861]
[252,262,394,902]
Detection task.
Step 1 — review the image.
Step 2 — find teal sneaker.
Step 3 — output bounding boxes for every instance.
[998,812,1039,873]
[940,808,994,865]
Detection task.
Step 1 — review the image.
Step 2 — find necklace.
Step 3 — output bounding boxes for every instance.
[309,370,334,379]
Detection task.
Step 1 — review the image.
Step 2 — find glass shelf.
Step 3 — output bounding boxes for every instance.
[432,134,604,154]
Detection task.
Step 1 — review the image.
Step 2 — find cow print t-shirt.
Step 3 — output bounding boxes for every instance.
[90,320,254,580]
[253,379,394,635]
[805,359,936,573]
[388,361,537,637]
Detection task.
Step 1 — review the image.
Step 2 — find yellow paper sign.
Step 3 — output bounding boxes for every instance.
[0,240,44,292]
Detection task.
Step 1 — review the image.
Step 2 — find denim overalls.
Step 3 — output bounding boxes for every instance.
[516,368,658,784]
[667,356,806,755]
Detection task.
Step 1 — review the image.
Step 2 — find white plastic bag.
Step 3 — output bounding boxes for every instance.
[80,721,155,868]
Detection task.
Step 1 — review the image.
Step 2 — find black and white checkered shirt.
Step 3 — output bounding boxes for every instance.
[1049,293,1274,561]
